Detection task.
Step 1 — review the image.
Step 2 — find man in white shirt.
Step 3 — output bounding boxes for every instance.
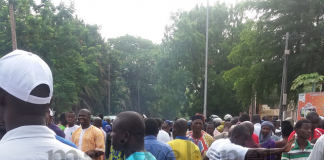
[0,50,90,160]
[307,132,324,160]
[252,114,261,137]
[64,111,80,141]
[155,118,170,143]
[206,125,295,160]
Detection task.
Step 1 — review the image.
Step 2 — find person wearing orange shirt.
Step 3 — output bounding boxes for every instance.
[72,109,105,160]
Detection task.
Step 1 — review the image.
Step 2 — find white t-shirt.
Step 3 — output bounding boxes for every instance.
[64,125,80,141]
[0,126,90,160]
[100,128,106,141]
[157,130,170,143]
[307,134,324,160]
[254,123,261,138]
[206,139,248,160]
[78,126,90,150]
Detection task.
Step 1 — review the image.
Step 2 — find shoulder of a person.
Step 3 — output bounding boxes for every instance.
[90,125,101,132]
[315,128,324,133]
[315,134,324,143]
[74,126,82,132]
[204,132,214,139]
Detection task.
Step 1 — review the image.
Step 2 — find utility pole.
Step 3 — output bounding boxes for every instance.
[279,32,289,121]
[9,4,17,50]
[138,81,140,113]
[108,64,110,116]
[203,0,209,118]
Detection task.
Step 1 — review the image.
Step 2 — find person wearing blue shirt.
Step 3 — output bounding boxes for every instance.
[99,114,109,133]
[144,118,176,160]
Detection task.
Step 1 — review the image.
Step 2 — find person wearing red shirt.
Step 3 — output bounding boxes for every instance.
[252,133,259,144]
[241,121,261,148]
[288,112,324,143]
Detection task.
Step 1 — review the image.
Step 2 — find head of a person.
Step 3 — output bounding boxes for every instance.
[224,114,232,121]
[206,122,215,136]
[59,113,67,126]
[230,125,250,146]
[0,50,53,132]
[306,111,320,131]
[78,109,91,128]
[261,121,274,137]
[99,114,104,120]
[172,118,188,139]
[262,116,269,121]
[213,118,222,128]
[252,114,261,124]
[161,122,170,133]
[106,118,111,124]
[145,118,159,137]
[281,124,293,139]
[231,116,239,125]
[241,121,254,138]
[191,114,204,133]
[111,111,145,152]
[92,117,102,129]
[154,118,162,130]
[272,120,280,130]
[66,111,76,126]
[239,113,250,122]
[295,119,312,140]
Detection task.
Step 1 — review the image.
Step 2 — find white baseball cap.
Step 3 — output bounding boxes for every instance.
[0,50,53,104]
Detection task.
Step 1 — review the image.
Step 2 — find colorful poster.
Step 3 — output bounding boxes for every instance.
[297,93,324,120]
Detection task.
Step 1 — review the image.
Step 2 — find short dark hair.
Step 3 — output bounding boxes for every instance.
[115,111,145,141]
[282,125,293,137]
[66,111,75,115]
[252,114,261,123]
[231,116,239,125]
[59,113,66,121]
[154,118,162,128]
[145,118,158,135]
[232,125,249,138]
[295,119,311,130]
[239,114,250,122]
[99,114,104,120]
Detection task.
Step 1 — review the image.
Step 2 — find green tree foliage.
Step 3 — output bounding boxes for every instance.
[162,2,245,117]
[225,0,324,108]
[1,0,323,118]
[291,73,324,92]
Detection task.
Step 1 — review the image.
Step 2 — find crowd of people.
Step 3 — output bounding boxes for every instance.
[1,50,324,160]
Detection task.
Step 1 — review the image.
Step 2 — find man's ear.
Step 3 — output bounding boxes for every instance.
[124,132,130,142]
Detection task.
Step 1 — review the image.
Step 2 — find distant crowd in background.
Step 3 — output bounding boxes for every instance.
[2,50,324,160]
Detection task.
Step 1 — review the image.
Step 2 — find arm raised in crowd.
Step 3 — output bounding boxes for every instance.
[245,135,295,160]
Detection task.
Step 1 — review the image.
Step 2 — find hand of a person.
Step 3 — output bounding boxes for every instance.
[85,151,95,158]
[283,135,295,152]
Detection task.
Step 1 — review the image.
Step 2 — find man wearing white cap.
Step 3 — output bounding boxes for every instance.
[0,50,90,159]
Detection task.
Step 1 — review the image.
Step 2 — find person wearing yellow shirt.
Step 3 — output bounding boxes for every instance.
[168,118,201,160]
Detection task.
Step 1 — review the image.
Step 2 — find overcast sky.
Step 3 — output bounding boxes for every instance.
[35,0,240,43]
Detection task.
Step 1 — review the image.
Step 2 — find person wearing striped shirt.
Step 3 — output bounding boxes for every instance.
[281,119,313,160]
